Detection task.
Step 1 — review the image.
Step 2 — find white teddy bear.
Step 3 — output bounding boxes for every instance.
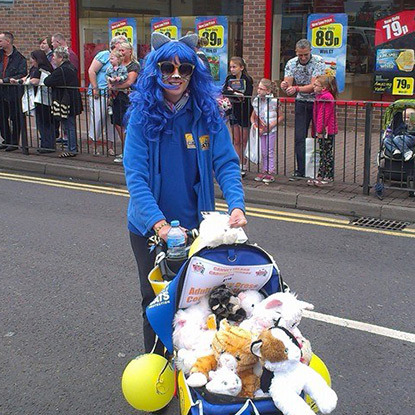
[251,326,338,415]
[205,353,242,397]
[173,297,216,374]
[198,214,241,248]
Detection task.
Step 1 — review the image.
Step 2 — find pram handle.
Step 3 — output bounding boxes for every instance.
[149,229,199,281]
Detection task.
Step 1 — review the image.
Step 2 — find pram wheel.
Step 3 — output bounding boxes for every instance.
[375,175,384,200]
[409,179,415,197]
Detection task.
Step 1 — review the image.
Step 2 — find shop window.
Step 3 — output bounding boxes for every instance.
[272,0,415,100]
[77,0,243,85]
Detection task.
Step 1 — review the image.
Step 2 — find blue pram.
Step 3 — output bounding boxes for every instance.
[146,241,328,415]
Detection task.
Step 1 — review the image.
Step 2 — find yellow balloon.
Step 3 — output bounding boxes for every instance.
[121,354,175,411]
[305,353,332,413]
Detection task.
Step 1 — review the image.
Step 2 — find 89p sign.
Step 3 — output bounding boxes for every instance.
[151,18,182,40]
[109,18,137,52]
[112,25,133,44]
[311,23,342,48]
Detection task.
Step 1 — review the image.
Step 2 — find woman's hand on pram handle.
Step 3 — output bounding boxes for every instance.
[229,208,247,228]
[153,220,171,242]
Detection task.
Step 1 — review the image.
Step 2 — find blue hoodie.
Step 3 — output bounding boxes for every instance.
[123,96,245,236]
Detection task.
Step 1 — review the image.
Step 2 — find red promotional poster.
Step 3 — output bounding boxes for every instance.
[375,10,415,46]
[374,11,415,96]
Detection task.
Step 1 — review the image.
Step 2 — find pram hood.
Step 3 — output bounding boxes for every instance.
[382,99,415,131]
[146,243,283,354]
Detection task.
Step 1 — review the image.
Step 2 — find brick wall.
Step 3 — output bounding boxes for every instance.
[0,0,71,60]
[243,0,267,84]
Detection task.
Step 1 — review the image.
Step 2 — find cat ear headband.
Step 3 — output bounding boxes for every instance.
[151,32,199,50]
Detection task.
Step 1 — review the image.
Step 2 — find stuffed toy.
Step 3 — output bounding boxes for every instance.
[251,326,338,415]
[208,285,246,327]
[238,290,264,318]
[205,353,242,397]
[173,297,216,374]
[240,292,314,364]
[199,214,240,248]
[187,319,260,398]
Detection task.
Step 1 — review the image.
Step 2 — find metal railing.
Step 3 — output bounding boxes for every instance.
[1,83,413,196]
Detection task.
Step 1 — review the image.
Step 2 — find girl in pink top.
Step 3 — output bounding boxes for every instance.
[310,75,338,186]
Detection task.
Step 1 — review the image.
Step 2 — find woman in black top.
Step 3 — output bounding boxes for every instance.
[44,46,83,157]
[28,50,55,152]
[222,57,253,175]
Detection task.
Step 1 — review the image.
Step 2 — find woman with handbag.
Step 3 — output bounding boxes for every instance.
[27,50,54,152]
[44,46,83,158]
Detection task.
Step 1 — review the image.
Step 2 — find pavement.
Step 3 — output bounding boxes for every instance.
[1,149,415,222]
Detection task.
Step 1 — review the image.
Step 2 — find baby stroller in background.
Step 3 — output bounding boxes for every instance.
[145,237,333,415]
[375,99,415,199]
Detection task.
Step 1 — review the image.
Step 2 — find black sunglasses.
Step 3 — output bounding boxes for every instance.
[157,61,195,77]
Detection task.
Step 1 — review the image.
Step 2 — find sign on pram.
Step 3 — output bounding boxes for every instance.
[178,256,273,309]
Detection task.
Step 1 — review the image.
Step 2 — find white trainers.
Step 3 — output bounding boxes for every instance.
[392,149,401,156]
[404,150,414,162]
[114,154,123,163]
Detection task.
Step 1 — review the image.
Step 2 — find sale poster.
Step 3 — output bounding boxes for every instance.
[307,13,348,92]
[374,10,415,96]
[151,17,182,40]
[195,16,228,85]
[108,18,137,52]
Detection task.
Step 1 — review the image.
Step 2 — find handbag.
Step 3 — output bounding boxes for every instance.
[244,125,261,164]
[21,79,35,115]
[34,69,52,106]
[51,67,71,120]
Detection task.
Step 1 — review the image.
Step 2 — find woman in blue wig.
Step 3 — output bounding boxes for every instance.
[123,32,246,356]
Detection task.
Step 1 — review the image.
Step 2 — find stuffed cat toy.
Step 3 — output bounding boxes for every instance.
[205,353,242,397]
[208,285,246,327]
[251,326,338,415]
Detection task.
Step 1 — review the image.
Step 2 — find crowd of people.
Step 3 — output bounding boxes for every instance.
[0,31,140,161]
[0,30,340,182]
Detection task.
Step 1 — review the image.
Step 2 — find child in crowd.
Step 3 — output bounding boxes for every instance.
[106,50,128,115]
[250,78,284,183]
[222,57,253,176]
[309,75,338,186]
[383,107,415,162]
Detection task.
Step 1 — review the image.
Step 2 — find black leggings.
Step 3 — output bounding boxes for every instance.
[129,231,165,355]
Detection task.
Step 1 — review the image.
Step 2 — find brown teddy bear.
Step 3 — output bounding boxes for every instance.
[186,319,260,398]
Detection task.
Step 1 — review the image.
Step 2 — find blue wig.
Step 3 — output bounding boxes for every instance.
[127,40,222,142]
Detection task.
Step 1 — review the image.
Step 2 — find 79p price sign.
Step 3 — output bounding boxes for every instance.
[375,10,415,46]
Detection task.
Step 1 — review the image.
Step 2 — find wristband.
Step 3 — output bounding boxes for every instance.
[296,86,300,93]
[154,221,168,236]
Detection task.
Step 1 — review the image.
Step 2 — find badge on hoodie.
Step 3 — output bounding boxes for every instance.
[185,133,196,149]
[199,135,210,150]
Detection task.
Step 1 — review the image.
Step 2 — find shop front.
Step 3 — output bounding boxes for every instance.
[269,0,415,100]
[75,0,243,85]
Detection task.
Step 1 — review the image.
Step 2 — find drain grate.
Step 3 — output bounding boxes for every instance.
[350,217,410,231]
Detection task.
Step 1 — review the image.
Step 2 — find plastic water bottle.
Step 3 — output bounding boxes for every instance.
[167,220,186,259]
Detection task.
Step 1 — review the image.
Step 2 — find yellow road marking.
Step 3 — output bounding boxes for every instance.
[1,171,414,238]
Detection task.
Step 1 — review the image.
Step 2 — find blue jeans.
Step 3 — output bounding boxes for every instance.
[35,104,55,149]
[384,133,415,154]
[62,115,77,153]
